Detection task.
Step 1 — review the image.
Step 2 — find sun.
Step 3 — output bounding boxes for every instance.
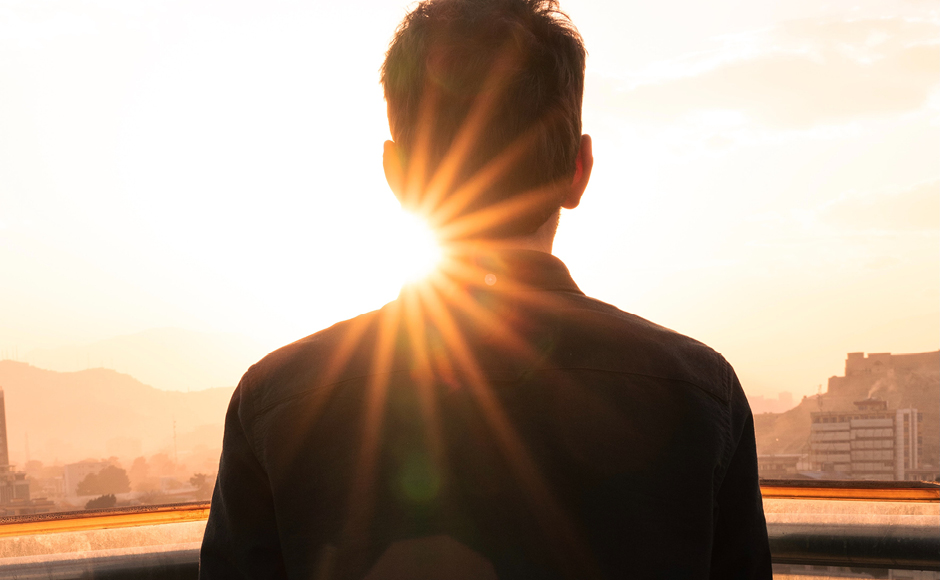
[392,209,444,283]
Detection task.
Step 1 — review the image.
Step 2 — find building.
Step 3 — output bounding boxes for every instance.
[0,388,54,515]
[827,351,939,396]
[0,388,8,468]
[63,460,112,497]
[0,466,30,505]
[809,398,924,481]
[757,454,807,479]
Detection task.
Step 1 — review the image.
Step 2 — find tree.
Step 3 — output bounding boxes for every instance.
[85,494,117,510]
[76,465,131,496]
[128,456,153,492]
[149,453,176,477]
[129,456,148,481]
[189,473,213,500]
[189,473,206,488]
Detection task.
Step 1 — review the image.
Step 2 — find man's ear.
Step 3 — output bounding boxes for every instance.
[383,140,405,203]
[561,134,593,210]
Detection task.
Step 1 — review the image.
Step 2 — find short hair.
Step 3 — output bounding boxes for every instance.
[381,0,586,238]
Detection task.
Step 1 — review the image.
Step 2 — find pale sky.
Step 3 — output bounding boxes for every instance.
[1,0,937,401]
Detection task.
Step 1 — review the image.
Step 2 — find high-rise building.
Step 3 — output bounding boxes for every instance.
[0,389,9,468]
[809,398,924,481]
[0,387,54,514]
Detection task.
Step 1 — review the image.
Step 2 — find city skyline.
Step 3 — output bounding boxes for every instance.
[0,347,934,518]
[1,348,936,468]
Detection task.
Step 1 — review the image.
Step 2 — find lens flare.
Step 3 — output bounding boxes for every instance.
[393,210,443,283]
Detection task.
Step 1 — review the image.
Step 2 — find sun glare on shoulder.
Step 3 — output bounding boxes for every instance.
[392,209,444,283]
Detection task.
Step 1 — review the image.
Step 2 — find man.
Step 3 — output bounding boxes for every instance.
[200,0,772,577]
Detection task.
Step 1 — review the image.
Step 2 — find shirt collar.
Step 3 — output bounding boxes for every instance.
[435,249,584,295]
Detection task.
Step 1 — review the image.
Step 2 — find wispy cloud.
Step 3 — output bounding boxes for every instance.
[819,179,940,232]
[593,18,939,127]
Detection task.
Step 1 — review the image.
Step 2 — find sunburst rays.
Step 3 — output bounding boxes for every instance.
[340,299,402,564]
[324,259,596,569]
[414,42,525,221]
[325,259,596,573]
[322,44,596,574]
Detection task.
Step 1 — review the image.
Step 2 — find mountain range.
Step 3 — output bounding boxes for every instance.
[22,327,271,392]
[0,360,233,468]
[3,339,937,476]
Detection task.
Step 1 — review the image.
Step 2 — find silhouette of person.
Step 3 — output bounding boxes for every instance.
[200,0,772,578]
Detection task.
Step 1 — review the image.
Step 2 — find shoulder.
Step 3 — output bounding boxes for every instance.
[548,293,737,404]
[236,304,390,417]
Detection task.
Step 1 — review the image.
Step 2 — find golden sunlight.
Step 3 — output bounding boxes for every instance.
[391,209,444,283]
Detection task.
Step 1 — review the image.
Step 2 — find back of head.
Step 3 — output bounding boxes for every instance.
[382,0,586,239]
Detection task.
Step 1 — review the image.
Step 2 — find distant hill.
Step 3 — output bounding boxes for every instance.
[0,361,233,467]
[22,327,271,392]
[755,351,939,470]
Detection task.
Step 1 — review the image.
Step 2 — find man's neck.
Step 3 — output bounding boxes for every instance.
[447,210,560,255]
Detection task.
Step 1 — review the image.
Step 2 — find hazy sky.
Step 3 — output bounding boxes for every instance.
[1,0,937,400]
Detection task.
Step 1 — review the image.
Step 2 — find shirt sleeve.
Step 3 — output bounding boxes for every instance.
[200,380,288,579]
[709,369,774,579]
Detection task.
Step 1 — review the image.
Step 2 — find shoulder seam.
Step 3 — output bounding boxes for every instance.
[250,363,730,421]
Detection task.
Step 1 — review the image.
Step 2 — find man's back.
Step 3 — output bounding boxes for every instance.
[201,250,770,578]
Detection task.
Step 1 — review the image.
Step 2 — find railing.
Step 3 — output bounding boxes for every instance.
[0,481,936,579]
[761,480,940,574]
[0,502,207,580]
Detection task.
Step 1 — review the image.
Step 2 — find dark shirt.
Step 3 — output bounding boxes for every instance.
[200,250,772,579]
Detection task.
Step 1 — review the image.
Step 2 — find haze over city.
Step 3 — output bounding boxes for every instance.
[1,0,937,410]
